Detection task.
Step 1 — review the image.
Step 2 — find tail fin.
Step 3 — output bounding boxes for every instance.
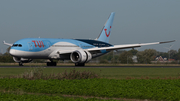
[96,12,115,43]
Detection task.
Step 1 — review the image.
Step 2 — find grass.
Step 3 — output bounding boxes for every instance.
[1,78,180,100]
[1,67,180,79]
[1,66,180,100]
[0,92,117,101]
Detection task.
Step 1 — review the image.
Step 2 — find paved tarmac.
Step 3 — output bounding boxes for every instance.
[0,65,180,68]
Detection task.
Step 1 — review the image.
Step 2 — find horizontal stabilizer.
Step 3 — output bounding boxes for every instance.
[3,41,13,46]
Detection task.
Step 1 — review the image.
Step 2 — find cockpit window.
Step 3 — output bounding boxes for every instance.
[12,44,22,47]
[19,44,22,47]
[13,44,18,47]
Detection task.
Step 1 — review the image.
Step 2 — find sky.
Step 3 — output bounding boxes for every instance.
[0,0,180,53]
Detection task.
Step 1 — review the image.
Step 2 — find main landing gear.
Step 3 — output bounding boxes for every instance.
[47,60,57,66]
[75,63,85,66]
[19,62,23,66]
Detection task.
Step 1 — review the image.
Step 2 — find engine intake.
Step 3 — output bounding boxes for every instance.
[70,50,92,63]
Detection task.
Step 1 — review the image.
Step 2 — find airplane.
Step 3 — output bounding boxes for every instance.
[3,12,175,66]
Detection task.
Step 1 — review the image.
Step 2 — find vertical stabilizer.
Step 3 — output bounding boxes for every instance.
[96,12,115,43]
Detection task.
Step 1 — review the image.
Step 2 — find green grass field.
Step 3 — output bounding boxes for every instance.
[1,67,180,79]
[1,66,180,101]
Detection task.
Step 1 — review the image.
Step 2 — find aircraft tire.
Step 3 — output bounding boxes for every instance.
[75,63,85,66]
[47,62,57,66]
[19,62,23,66]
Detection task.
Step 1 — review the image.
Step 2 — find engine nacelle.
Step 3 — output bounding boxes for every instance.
[13,57,32,63]
[70,50,92,63]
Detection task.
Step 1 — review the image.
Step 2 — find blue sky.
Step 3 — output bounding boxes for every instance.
[0,0,180,53]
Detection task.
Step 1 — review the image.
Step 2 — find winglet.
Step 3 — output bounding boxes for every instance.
[3,41,13,46]
[159,40,175,44]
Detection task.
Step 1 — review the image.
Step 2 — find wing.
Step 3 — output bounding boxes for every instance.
[3,41,13,46]
[56,40,175,55]
[86,40,175,53]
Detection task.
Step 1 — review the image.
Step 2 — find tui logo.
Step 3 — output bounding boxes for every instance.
[104,26,111,37]
[32,40,44,48]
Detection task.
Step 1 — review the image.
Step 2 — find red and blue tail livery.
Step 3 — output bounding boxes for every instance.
[97,12,115,43]
[3,12,175,66]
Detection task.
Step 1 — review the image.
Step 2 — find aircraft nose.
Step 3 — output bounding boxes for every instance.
[9,49,16,56]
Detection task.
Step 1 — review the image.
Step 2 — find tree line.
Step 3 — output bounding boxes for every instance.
[0,47,14,63]
[96,48,180,64]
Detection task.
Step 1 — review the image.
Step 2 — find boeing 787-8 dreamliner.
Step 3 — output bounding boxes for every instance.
[3,12,175,66]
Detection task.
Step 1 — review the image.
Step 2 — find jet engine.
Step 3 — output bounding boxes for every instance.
[13,57,32,63]
[70,50,92,63]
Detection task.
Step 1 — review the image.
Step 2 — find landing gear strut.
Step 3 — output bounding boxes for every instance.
[19,62,23,66]
[75,63,85,66]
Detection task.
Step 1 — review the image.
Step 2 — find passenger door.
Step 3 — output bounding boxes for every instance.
[28,42,33,50]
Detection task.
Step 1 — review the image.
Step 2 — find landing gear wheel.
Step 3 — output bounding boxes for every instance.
[47,62,57,66]
[75,63,85,66]
[19,62,23,66]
